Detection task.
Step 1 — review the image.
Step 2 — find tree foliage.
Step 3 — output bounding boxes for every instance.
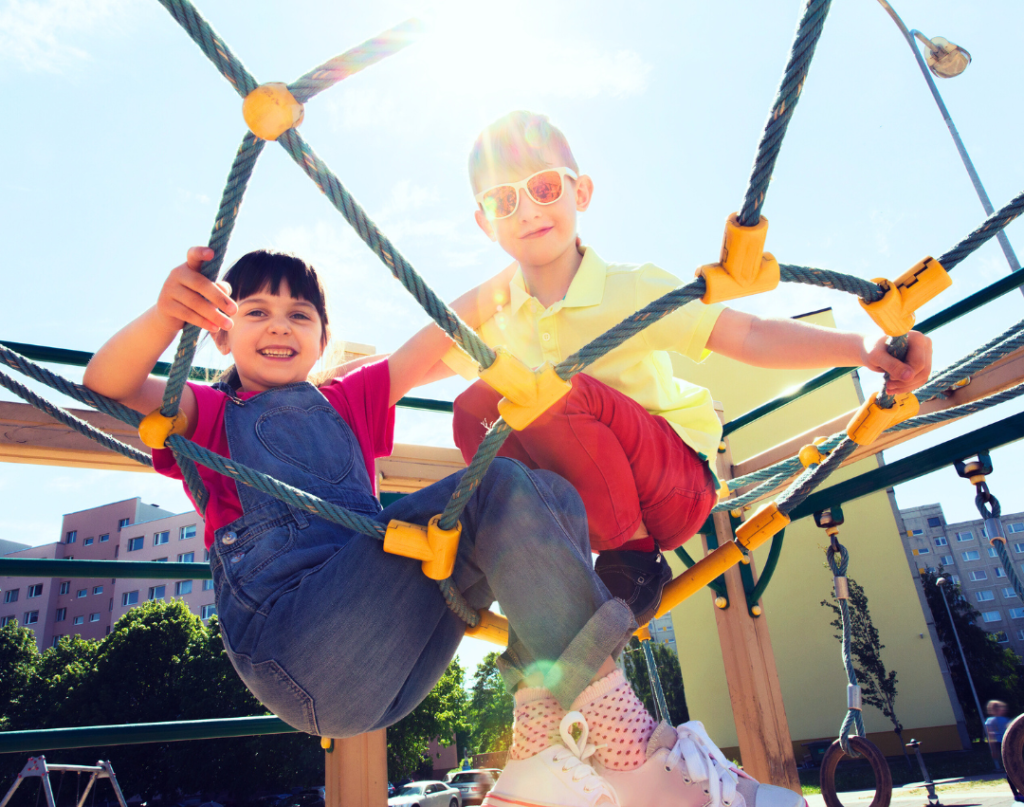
[464,652,514,757]
[0,620,41,730]
[621,638,688,726]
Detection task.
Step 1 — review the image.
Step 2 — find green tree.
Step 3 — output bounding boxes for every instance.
[920,569,1024,738]
[821,576,911,770]
[464,652,514,758]
[17,634,97,730]
[0,620,40,730]
[387,658,467,783]
[621,638,688,725]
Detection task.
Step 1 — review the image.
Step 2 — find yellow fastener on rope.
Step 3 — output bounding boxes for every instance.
[717,481,730,500]
[697,213,781,304]
[859,257,951,337]
[464,609,509,646]
[478,348,573,431]
[242,82,305,141]
[799,441,828,468]
[138,409,188,449]
[479,347,540,406]
[383,515,462,580]
[846,391,919,446]
[635,623,653,641]
[735,502,790,552]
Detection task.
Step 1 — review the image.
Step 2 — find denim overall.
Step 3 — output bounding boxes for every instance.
[209,382,634,738]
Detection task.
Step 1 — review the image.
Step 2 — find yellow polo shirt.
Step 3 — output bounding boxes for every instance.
[445,247,725,464]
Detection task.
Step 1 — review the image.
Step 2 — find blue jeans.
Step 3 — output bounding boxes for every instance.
[211,383,635,738]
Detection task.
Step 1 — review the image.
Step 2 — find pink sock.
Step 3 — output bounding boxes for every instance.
[571,669,656,771]
[508,688,565,760]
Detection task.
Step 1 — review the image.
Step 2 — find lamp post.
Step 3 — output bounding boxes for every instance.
[876,1,1022,291]
[935,577,990,753]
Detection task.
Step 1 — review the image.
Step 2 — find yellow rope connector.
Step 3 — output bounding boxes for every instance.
[138,409,188,449]
[242,82,305,141]
[859,257,951,337]
[634,623,653,641]
[697,213,781,304]
[735,502,790,552]
[798,437,829,468]
[464,609,509,646]
[383,515,461,581]
[479,348,573,431]
[717,481,730,501]
[846,391,919,446]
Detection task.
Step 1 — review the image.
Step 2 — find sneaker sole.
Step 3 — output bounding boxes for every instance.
[483,794,598,807]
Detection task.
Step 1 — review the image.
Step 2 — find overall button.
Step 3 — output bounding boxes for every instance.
[230,552,245,564]
[222,531,237,545]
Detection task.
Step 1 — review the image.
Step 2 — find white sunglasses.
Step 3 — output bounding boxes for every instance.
[475,167,579,220]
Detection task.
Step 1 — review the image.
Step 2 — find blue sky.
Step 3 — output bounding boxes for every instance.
[2,0,1023,673]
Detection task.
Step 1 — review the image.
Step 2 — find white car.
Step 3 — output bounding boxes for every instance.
[387,780,462,807]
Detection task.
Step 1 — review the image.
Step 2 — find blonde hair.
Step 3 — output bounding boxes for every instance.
[468,111,579,194]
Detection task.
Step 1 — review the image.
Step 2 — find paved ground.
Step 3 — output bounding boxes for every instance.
[805,774,1022,807]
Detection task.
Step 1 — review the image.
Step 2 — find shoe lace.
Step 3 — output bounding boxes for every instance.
[665,721,739,807]
[554,711,616,797]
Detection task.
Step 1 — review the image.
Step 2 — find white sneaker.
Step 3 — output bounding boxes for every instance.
[483,711,619,807]
[598,721,807,807]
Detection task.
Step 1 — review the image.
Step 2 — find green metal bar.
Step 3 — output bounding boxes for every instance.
[0,716,296,753]
[0,558,212,580]
[788,410,1024,521]
[746,529,785,609]
[0,340,452,412]
[722,367,854,437]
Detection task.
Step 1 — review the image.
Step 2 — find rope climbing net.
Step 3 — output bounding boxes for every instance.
[2,0,1024,646]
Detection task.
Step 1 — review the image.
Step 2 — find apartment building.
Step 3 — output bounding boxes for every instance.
[0,498,214,652]
[899,503,1024,660]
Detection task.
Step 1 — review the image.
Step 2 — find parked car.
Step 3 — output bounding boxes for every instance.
[448,770,499,805]
[387,780,461,807]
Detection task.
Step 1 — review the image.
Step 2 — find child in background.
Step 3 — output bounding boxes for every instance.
[985,700,1021,800]
[444,110,933,626]
[84,247,801,807]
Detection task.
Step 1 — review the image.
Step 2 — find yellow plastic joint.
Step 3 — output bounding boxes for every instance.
[846,391,919,446]
[798,443,826,468]
[735,502,790,552]
[481,353,572,431]
[697,214,781,304]
[463,609,510,646]
[242,82,305,141]
[383,515,462,581]
[859,257,951,337]
[138,409,188,449]
[717,482,730,500]
[634,623,653,641]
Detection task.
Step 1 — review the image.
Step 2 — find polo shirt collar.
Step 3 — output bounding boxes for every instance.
[508,246,607,315]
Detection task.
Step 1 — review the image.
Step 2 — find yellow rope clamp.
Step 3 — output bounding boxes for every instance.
[383,514,461,581]
[634,623,653,641]
[798,437,829,468]
[846,391,919,446]
[478,348,572,431]
[138,409,188,449]
[242,82,305,141]
[464,609,510,645]
[717,481,730,500]
[859,257,952,337]
[697,213,781,304]
[735,502,790,552]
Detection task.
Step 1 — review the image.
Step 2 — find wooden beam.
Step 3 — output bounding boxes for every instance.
[325,730,387,807]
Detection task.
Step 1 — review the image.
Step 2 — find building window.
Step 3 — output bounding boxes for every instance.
[934,536,948,547]
[177,552,195,563]
[1010,607,1024,619]
[1014,542,1024,554]
[84,537,94,546]
[121,591,139,607]
[23,611,38,625]
[1018,628,1024,640]
[27,584,42,599]
[201,604,216,620]
[982,611,1002,623]
[997,568,1007,578]
[148,586,165,601]
[117,518,130,530]
[962,550,980,562]
[976,590,995,602]
[77,589,87,598]
[1003,587,1019,599]
[202,579,214,591]
[127,537,143,552]
[93,586,103,595]
[154,531,169,546]
[0,616,15,627]
[51,636,63,648]
[951,574,961,585]
[1007,522,1024,534]
[66,530,77,543]
[994,631,1009,643]
[175,581,193,596]
[55,608,66,622]
[927,516,943,528]
[956,531,974,542]
[155,557,168,563]
[940,555,954,566]
[73,615,84,625]
[969,570,988,581]
[910,528,924,536]
[916,546,931,555]
[987,546,999,558]
[203,549,210,562]
[59,582,70,595]
[99,533,109,543]
[180,525,196,541]
[89,613,100,623]
[4,590,19,604]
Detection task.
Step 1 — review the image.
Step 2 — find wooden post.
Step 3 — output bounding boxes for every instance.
[325,730,388,807]
[711,441,802,792]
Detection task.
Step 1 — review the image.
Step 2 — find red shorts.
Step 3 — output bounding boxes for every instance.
[453,374,716,552]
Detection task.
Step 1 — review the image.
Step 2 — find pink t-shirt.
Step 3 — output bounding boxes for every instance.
[153,360,395,549]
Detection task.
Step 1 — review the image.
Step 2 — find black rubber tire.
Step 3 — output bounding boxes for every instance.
[450,800,459,807]
[820,737,893,807]
[1003,713,1024,797]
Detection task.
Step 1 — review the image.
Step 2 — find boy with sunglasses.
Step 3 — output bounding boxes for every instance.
[416,110,933,806]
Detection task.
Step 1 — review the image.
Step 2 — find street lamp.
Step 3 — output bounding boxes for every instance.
[935,577,990,755]
[876,1,1022,289]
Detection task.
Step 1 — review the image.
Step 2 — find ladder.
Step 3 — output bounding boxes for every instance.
[0,757,129,807]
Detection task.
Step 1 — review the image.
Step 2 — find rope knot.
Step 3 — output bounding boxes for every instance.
[242,82,304,141]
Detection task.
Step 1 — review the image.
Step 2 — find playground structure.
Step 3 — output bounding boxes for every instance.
[0,757,128,807]
[1,0,1024,805]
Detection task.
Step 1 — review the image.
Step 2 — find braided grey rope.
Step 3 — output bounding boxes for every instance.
[826,542,867,755]
[780,265,884,301]
[917,319,1024,402]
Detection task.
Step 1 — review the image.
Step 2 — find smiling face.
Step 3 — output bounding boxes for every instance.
[214,280,326,392]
